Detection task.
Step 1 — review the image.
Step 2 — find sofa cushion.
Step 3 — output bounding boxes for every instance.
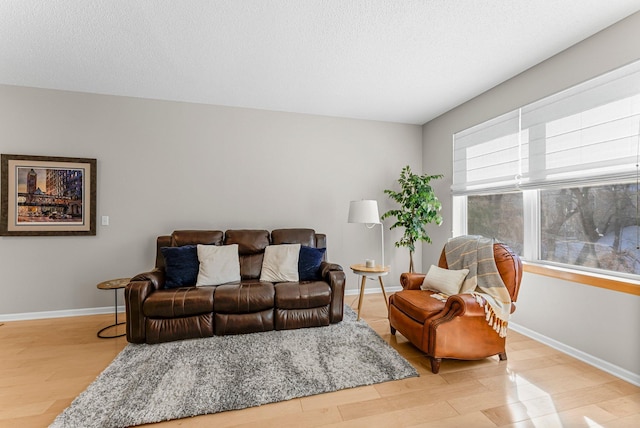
[275,307,330,330]
[275,281,331,309]
[214,281,275,313]
[271,228,317,247]
[390,290,446,324]
[143,287,214,318]
[225,229,270,279]
[420,265,469,296]
[298,246,326,281]
[146,314,214,344]
[171,230,223,247]
[224,229,270,255]
[161,245,199,288]
[260,244,301,283]
[196,244,241,286]
[215,310,274,335]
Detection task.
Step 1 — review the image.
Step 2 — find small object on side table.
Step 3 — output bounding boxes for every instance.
[350,264,390,321]
[96,278,130,339]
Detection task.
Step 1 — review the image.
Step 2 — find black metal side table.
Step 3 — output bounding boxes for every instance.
[96,278,130,339]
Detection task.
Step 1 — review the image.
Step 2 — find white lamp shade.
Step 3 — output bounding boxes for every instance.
[348,200,380,224]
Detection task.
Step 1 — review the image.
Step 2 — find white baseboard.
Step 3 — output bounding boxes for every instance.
[0,305,125,322]
[508,322,640,387]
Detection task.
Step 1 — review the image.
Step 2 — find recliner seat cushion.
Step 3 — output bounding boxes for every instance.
[146,313,213,344]
[389,290,445,324]
[215,310,274,335]
[275,281,331,309]
[275,307,330,330]
[214,281,275,313]
[143,287,214,318]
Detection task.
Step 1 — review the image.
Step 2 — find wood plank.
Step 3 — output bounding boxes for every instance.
[0,294,638,427]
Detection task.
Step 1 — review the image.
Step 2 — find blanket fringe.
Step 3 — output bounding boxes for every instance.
[474,294,508,338]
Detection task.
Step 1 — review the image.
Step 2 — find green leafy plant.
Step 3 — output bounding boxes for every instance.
[381,165,443,272]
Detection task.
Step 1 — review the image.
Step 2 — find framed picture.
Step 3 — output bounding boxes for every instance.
[1,154,97,236]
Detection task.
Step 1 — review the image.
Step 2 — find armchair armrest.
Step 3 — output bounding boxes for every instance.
[400,272,426,290]
[427,292,506,363]
[320,261,346,323]
[444,293,486,317]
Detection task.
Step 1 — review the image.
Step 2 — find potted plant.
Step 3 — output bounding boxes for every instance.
[381,165,443,272]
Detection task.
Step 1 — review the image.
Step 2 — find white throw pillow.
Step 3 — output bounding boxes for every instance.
[420,265,469,296]
[260,244,301,282]
[196,244,241,286]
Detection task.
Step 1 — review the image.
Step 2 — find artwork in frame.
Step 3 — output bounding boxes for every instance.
[0,154,97,236]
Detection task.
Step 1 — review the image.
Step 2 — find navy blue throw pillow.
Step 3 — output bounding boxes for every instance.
[161,245,199,288]
[298,246,326,281]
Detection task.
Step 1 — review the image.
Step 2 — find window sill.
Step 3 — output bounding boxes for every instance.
[522,262,640,296]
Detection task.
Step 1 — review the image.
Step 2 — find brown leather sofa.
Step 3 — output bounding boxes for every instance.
[388,241,522,374]
[125,228,346,344]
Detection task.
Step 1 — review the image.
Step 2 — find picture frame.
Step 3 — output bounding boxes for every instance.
[1,154,97,236]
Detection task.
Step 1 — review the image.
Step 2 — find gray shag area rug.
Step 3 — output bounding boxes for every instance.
[51,306,418,428]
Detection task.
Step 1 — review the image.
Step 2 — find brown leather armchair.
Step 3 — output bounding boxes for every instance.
[388,241,522,374]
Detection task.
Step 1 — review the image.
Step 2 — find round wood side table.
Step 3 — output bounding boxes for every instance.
[96,278,130,339]
[350,264,390,321]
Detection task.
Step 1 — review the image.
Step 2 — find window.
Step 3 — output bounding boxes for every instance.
[540,184,639,275]
[453,60,640,279]
[467,193,523,256]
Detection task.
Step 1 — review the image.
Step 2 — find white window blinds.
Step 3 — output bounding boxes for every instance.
[452,110,524,195]
[452,60,640,195]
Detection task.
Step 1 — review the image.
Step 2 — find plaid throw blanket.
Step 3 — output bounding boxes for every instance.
[445,235,511,338]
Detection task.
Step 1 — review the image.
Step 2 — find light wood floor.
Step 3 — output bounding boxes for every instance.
[1,294,639,428]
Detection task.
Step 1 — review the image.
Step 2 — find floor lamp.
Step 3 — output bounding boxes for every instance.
[348,200,384,267]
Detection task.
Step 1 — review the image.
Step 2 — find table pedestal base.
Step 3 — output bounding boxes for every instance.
[97,321,125,339]
[97,284,126,339]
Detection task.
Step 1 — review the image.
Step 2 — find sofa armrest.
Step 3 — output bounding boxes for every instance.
[400,272,426,290]
[131,268,165,291]
[320,261,346,323]
[125,270,163,344]
[320,262,343,278]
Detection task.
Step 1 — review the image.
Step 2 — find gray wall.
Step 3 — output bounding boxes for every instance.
[0,86,422,317]
[422,12,640,379]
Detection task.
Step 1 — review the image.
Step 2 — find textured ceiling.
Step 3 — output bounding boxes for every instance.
[1,1,640,125]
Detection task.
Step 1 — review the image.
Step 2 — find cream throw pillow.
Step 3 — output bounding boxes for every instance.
[260,244,301,282]
[196,244,240,286]
[420,264,470,296]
